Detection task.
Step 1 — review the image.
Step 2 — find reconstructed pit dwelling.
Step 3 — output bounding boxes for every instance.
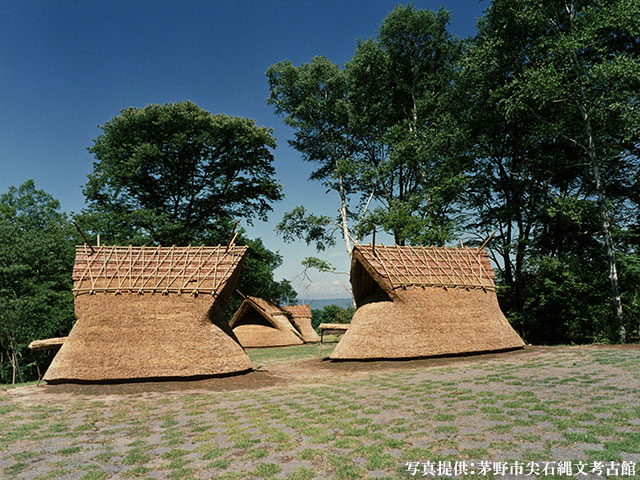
[43,244,253,383]
[230,297,305,348]
[282,304,321,343]
[330,244,525,360]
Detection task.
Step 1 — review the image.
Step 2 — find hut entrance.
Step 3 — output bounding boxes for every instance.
[233,309,277,329]
[351,257,392,308]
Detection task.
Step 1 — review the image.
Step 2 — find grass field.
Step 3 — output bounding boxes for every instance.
[1,344,639,479]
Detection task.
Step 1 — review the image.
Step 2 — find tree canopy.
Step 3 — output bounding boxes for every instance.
[82,101,283,246]
[268,5,465,253]
[79,101,295,310]
[0,181,76,383]
[268,1,640,343]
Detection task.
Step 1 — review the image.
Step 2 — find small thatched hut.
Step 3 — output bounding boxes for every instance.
[44,244,253,383]
[230,297,304,348]
[330,244,525,360]
[282,304,321,343]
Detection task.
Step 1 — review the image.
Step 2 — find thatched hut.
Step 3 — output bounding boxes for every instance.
[330,244,525,360]
[43,244,253,383]
[282,304,321,343]
[230,297,304,347]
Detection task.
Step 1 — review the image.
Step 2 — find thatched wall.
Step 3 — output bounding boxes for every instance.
[231,297,304,348]
[282,305,320,343]
[44,294,252,383]
[330,287,524,359]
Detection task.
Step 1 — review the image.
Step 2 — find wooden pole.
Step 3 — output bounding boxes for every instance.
[73,221,96,255]
[479,231,496,250]
[225,220,240,252]
[372,224,376,257]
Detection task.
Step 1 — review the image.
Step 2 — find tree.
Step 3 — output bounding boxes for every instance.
[229,234,298,317]
[461,0,640,342]
[310,304,355,330]
[267,5,465,262]
[494,0,639,341]
[0,181,76,383]
[82,101,283,246]
[80,101,294,310]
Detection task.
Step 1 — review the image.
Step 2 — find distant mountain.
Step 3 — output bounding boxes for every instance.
[296,298,353,309]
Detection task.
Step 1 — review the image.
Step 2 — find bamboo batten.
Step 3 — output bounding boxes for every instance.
[355,244,495,292]
[73,245,247,295]
[330,244,524,360]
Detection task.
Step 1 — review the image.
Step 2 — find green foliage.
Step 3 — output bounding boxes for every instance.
[311,305,355,330]
[79,101,294,317]
[82,100,283,246]
[268,5,466,248]
[461,0,640,342]
[0,181,76,383]
[301,257,338,274]
[276,206,336,251]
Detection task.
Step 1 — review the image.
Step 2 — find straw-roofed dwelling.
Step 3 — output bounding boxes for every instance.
[230,297,304,347]
[44,244,253,383]
[330,244,525,360]
[282,304,321,343]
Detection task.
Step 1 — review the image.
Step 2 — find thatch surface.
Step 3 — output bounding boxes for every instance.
[331,244,524,360]
[44,243,251,383]
[28,337,67,351]
[351,244,494,304]
[231,297,304,348]
[44,294,253,382]
[282,304,312,318]
[330,288,524,359]
[73,244,248,295]
[282,305,320,343]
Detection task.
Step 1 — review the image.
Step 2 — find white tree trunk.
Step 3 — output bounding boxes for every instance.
[338,175,353,256]
[579,104,625,342]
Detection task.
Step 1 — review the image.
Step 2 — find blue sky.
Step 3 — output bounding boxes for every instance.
[1,0,487,299]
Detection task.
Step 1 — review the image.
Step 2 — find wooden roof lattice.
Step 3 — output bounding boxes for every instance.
[355,244,496,291]
[73,244,248,296]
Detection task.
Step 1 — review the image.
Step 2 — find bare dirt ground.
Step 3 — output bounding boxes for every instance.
[1,345,639,479]
[6,347,546,400]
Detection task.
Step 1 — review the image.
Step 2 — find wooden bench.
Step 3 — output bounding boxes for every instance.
[28,337,67,385]
[318,323,349,357]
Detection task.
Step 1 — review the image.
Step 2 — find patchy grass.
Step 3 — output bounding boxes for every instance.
[0,346,638,479]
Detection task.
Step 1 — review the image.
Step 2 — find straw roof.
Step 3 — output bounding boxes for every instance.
[282,304,312,318]
[330,244,524,360]
[43,244,252,383]
[73,244,247,297]
[351,244,495,306]
[282,304,320,343]
[231,297,304,348]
